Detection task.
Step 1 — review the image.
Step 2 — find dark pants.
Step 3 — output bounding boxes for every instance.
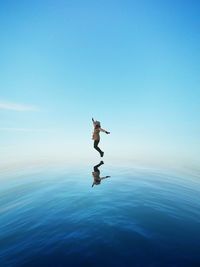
[94,140,103,155]
[94,162,103,172]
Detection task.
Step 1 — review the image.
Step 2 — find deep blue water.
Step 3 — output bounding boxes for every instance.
[0,163,200,267]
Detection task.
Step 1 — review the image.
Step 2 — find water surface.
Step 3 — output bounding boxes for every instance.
[0,164,200,267]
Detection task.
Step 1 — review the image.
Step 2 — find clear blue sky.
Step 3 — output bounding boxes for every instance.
[0,0,199,168]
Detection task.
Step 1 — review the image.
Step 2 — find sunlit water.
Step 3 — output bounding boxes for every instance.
[0,163,200,267]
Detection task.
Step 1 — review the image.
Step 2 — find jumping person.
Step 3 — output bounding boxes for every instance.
[92,118,110,157]
[92,161,110,187]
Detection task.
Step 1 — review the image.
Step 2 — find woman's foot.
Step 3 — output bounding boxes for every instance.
[100,151,104,157]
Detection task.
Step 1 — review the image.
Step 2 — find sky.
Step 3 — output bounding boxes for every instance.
[0,0,199,168]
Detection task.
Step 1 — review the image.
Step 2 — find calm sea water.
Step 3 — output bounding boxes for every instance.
[0,163,200,267]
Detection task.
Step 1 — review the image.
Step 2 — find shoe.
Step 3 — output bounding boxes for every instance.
[100,161,104,165]
[100,152,104,157]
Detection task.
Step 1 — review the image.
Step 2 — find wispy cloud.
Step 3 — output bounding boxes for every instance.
[0,101,39,111]
[0,128,49,132]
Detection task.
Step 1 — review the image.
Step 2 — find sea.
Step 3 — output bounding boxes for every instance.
[0,162,200,267]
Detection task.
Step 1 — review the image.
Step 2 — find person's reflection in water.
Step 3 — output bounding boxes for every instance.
[92,161,110,187]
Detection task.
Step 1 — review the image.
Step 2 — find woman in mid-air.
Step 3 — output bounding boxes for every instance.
[92,161,110,187]
[92,118,110,157]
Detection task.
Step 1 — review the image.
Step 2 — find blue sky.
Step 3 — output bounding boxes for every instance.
[0,0,199,168]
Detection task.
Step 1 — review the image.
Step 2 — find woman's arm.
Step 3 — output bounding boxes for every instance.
[100,176,111,180]
[92,118,95,126]
[100,128,110,134]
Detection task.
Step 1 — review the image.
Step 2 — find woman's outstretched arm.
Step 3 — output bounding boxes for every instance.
[92,118,95,126]
[100,176,111,180]
[100,128,110,134]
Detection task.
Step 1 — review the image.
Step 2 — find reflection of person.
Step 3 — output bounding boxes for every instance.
[92,161,110,187]
[92,118,110,157]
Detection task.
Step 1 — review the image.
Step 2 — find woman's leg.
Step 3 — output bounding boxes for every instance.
[94,161,104,172]
[94,140,103,156]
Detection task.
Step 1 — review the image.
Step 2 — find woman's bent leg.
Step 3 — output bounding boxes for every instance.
[94,140,103,155]
[94,161,104,172]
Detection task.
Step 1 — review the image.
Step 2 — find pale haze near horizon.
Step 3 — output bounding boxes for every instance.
[0,0,199,170]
